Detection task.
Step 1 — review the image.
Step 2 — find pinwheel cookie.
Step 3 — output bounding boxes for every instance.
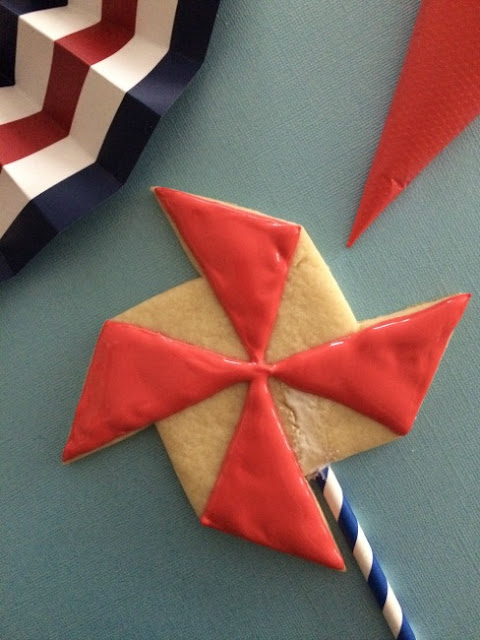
[63,188,469,570]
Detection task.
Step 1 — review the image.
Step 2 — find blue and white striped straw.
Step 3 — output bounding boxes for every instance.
[315,466,416,640]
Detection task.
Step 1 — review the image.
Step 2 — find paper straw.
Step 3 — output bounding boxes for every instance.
[315,467,416,640]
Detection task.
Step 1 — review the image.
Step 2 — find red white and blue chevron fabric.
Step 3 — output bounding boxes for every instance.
[0,0,220,279]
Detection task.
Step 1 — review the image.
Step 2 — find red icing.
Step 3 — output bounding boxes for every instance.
[201,377,344,569]
[154,188,301,361]
[63,321,254,462]
[348,1,480,245]
[65,190,470,568]
[274,295,470,435]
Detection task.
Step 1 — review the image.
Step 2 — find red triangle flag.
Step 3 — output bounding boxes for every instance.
[201,377,344,569]
[274,295,470,435]
[348,1,480,245]
[63,321,251,462]
[154,188,301,361]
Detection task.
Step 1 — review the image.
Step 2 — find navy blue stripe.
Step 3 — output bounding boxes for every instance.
[170,0,220,61]
[0,164,120,274]
[0,0,65,8]
[97,51,200,183]
[35,163,121,230]
[0,250,14,279]
[314,468,328,490]
[337,498,359,551]
[367,555,389,608]
[0,0,67,86]
[0,4,18,85]
[0,0,220,278]
[0,202,57,273]
[397,615,416,640]
[96,0,220,182]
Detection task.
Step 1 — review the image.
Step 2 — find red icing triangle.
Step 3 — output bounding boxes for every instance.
[274,295,470,435]
[348,1,480,245]
[63,321,251,462]
[154,188,301,361]
[201,377,344,569]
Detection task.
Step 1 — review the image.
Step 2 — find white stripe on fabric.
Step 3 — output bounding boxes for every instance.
[135,0,178,45]
[0,0,178,234]
[73,38,171,157]
[0,86,40,125]
[0,2,102,124]
[0,137,94,234]
[0,170,28,236]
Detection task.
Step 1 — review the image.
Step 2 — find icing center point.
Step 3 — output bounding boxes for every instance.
[251,361,274,378]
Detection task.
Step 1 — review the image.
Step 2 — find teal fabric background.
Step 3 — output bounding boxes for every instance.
[1,1,479,638]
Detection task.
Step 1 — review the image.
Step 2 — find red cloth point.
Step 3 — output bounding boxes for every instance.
[349,0,480,245]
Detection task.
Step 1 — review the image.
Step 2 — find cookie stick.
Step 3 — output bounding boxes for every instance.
[315,467,416,640]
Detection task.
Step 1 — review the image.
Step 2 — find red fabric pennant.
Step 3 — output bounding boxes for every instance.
[274,295,470,435]
[154,188,301,361]
[349,0,480,245]
[201,377,344,569]
[63,321,252,462]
